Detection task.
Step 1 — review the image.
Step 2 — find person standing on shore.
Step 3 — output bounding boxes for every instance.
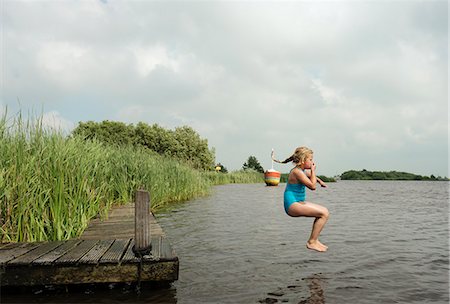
[272,146,329,252]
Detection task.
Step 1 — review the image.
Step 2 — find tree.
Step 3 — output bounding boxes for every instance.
[242,156,264,173]
[72,121,215,170]
[215,163,228,173]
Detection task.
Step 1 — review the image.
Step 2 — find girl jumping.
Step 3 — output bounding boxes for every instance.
[273,146,329,252]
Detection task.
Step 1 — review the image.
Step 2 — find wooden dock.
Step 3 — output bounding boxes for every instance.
[0,192,178,287]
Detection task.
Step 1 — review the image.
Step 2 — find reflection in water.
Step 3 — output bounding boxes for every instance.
[2,282,177,304]
[300,274,325,304]
[260,273,325,304]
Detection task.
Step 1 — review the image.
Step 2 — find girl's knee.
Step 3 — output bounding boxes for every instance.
[322,208,330,219]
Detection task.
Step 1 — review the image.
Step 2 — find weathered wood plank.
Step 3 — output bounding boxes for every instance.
[99,239,130,264]
[0,243,13,249]
[150,236,161,260]
[0,242,41,264]
[121,239,139,262]
[160,237,176,261]
[55,240,98,264]
[32,239,82,265]
[78,240,114,264]
[80,203,165,241]
[8,242,64,266]
[0,242,20,250]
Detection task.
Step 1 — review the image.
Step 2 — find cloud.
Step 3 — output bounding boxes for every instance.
[131,44,180,77]
[2,0,448,176]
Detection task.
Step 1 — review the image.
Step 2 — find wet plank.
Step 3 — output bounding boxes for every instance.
[0,242,19,250]
[150,236,161,260]
[78,240,114,264]
[121,239,139,262]
[0,243,41,264]
[80,203,164,240]
[160,237,176,260]
[8,242,64,266]
[0,243,13,249]
[99,239,131,264]
[32,239,82,265]
[55,240,98,264]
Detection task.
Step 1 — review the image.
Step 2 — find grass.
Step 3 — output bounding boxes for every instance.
[0,112,263,242]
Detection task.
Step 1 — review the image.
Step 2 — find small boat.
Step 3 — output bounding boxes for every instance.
[264,169,281,186]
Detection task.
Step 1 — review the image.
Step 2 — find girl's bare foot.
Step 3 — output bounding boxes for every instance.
[317,240,328,250]
[306,240,327,252]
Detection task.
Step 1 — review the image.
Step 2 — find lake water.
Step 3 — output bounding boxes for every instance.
[3,181,449,303]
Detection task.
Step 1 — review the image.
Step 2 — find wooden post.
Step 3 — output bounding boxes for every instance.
[134,190,151,255]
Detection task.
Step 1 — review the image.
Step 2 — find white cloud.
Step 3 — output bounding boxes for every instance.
[2,1,447,176]
[36,41,90,88]
[131,44,180,77]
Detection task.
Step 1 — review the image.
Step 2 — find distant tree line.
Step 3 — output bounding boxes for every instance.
[340,169,448,181]
[72,121,215,170]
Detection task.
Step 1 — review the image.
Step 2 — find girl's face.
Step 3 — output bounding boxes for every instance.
[303,155,314,169]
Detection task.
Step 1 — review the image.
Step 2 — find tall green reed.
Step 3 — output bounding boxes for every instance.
[0,112,264,243]
[0,113,210,242]
[205,170,264,185]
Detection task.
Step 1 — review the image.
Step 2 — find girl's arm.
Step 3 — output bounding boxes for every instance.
[295,166,317,190]
[304,170,328,188]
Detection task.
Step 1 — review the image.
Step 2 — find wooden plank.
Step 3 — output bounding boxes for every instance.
[160,237,176,261]
[8,242,64,265]
[0,242,20,250]
[121,239,139,262]
[0,243,13,249]
[78,240,114,264]
[80,203,165,240]
[32,239,82,265]
[150,236,161,260]
[0,242,41,264]
[55,240,98,264]
[82,232,134,240]
[99,239,130,264]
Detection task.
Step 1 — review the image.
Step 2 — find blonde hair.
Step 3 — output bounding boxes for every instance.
[272,146,313,165]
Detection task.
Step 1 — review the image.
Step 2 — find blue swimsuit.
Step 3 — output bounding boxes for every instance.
[284,168,306,214]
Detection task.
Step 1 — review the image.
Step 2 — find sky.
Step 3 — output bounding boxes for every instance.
[1,0,448,177]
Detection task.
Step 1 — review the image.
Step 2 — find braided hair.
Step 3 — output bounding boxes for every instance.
[272,146,313,165]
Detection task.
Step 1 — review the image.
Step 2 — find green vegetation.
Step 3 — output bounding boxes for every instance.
[0,113,262,243]
[340,169,449,181]
[242,156,264,173]
[72,120,215,170]
[214,163,228,173]
[206,170,263,185]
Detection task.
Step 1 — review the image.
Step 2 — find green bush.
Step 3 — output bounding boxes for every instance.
[72,121,215,170]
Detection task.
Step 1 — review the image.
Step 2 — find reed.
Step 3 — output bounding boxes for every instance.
[0,113,210,242]
[205,170,264,185]
[0,112,265,242]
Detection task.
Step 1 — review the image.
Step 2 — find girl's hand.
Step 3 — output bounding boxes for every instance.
[319,181,328,188]
[311,162,316,171]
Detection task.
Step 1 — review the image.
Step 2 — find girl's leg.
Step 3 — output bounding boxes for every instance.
[287,202,329,252]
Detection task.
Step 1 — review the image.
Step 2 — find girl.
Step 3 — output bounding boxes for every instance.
[273,146,329,252]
